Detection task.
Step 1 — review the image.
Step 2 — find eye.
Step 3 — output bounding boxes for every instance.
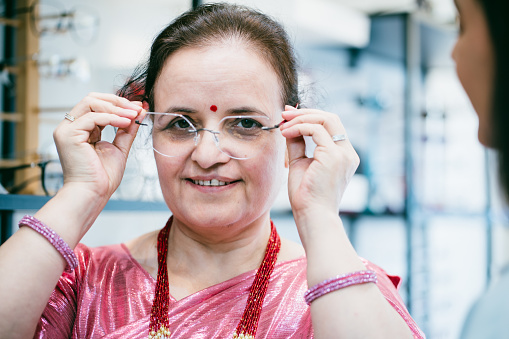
[165,116,193,130]
[236,118,262,129]
[173,118,191,129]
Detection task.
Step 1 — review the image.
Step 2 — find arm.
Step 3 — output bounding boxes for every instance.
[0,93,145,338]
[280,106,419,338]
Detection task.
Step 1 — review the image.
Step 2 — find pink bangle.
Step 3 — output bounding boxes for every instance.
[18,215,78,273]
[305,270,377,305]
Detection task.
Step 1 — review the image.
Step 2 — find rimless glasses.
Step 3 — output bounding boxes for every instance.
[135,112,284,160]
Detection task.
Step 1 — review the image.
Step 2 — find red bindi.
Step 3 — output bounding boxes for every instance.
[210,105,218,112]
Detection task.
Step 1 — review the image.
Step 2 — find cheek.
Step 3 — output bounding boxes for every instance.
[154,157,180,194]
[477,107,493,146]
[250,140,286,195]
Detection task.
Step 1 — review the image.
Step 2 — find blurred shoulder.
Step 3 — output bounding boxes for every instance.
[461,269,509,339]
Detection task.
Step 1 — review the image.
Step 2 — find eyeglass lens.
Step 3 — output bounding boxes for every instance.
[135,112,278,160]
[42,160,64,196]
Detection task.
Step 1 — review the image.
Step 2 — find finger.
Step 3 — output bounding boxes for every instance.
[130,101,143,107]
[88,92,143,111]
[67,95,141,122]
[112,109,148,156]
[281,123,338,149]
[281,109,346,136]
[285,136,307,165]
[71,112,133,138]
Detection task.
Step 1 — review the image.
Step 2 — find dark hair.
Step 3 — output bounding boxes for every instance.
[477,0,509,198]
[118,3,299,110]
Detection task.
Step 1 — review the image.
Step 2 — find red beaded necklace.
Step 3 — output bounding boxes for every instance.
[148,217,281,339]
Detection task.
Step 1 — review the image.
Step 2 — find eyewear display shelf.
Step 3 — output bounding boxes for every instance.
[0,194,169,244]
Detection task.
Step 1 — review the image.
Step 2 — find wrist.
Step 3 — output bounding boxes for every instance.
[34,184,109,247]
[294,211,366,286]
[293,209,340,240]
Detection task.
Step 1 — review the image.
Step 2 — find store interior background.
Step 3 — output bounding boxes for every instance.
[1,0,508,338]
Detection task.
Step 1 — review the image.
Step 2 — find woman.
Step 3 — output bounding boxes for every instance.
[0,4,423,338]
[452,0,509,337]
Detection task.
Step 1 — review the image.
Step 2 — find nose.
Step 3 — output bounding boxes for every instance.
[190,130,230,168]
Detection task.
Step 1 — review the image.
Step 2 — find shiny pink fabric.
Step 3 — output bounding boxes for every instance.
[35,243,425,338]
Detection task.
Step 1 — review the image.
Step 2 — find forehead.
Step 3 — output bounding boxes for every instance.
[152,42,283,111]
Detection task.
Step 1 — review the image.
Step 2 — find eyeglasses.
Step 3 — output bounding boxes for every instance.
[135,112,283,160]
[0,159,63,196]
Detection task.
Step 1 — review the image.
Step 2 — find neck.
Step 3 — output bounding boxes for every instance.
[166,213,272,298]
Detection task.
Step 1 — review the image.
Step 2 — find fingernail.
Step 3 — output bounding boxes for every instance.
[127,102,142,110]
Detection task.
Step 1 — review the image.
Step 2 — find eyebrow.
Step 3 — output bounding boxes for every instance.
[164,106,198,114]
[226,106,269,117]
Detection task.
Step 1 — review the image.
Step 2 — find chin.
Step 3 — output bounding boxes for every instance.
[478,128,494,148]
[170,204,244,228]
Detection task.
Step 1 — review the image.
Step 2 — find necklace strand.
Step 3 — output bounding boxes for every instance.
[148,218,281,339]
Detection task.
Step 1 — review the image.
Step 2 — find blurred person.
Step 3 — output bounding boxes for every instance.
[452,0,509,337]
[0,4,423,338]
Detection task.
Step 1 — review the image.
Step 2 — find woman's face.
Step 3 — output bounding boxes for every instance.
[452,0,495,146]
[152,42,286,230]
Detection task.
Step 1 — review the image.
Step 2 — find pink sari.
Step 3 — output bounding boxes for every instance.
[35,243,424,338]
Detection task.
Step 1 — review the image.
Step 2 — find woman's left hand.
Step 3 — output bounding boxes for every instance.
[280,105,359,220]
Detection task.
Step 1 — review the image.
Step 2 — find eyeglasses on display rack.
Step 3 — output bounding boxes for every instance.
[135,112,284,160]
[29,1,100,43]
[0,159,63,196]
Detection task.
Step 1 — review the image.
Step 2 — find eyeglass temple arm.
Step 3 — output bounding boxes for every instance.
[262,103,298,130]
[262,120,287,131]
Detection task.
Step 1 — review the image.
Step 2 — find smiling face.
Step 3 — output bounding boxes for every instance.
[452,0,495,146]
[152,41,286,231]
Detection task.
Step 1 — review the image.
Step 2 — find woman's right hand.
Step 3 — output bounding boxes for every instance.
[0,93,146,339]
[53,92,145,200]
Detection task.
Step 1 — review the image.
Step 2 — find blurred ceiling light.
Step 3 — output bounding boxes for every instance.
[426,0,457,24]
[293,0,370,47]
[336,0,416,14]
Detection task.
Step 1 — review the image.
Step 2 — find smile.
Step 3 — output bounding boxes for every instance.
[190,179,231,186]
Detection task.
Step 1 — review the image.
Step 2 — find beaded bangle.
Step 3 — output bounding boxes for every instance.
[304,270,377,305]
[18,215,78,273]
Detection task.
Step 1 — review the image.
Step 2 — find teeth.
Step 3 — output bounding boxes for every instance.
[193,179,229,186]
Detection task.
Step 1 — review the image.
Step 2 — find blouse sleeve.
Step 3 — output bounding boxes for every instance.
[33,271,78,338]
[362,258,426,339]
[33,243,90,338]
